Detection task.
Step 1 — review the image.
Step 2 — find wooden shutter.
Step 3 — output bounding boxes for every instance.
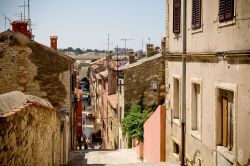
[192,0,201,29]
[219,0,234,22]
[173,0,181,33]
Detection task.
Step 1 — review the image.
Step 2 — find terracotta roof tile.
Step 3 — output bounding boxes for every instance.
[107,93,117,109]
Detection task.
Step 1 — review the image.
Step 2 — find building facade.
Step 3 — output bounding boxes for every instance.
[165,0,250,165]
[89,56,119,149]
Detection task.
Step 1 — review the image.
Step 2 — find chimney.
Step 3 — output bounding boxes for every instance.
[146,44,154,57]
[11,20,32,39]
[128,51,135,64]
[106,55,112,69]
[50,36,58,50]
[161,37,166,55]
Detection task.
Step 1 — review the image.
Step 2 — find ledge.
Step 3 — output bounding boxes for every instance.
[217,146,234,163]
[164,51,250,62]
[172,118,181,127]
[190,130,201,142]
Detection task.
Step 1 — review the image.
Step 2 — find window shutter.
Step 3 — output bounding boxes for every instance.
[173,0,181,33]
[219,0,234,22]
[192,0,201,29]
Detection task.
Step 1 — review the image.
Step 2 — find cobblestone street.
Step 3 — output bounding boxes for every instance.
[67,149,177,166]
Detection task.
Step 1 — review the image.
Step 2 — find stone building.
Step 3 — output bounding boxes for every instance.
[107,93,119,149]
[0,91,63,166]
[164,0,250,165]
[0,29,75,164]
[117,47,166,148]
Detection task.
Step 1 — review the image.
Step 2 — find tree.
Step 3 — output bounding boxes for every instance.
[121,104,151,147]
[75,48,83,54]
[85,49,93,52]
[67,47,74,52]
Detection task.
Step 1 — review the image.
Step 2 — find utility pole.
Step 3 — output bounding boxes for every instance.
[27,0,32,32]
[1,13,11,30]
[120,38,133,56]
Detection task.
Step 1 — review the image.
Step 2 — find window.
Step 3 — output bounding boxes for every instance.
[173,0,181,33]
[192,0,201,29]
[173,78,180,119]
[119,107,122,123]
[173,141,180,158]
[217,89,234,151]
[111,121,113,131]
[119,80,122,93]
[191,83,201,132]
[219,0,234,22]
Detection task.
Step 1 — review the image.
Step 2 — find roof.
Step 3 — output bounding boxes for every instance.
[119,53,162,70]
[107,93,117,109]
[90,57,106,65]
[92,65,99,69]
[0,30,75,63]
[109,60,118,70]
[0,91,53,116]
[99,70,108,78]
[74,88,83,100]
[95,73,102,80]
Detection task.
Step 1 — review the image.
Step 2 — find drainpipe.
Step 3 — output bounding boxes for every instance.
[181,0,187,165]
[70,63,74,149]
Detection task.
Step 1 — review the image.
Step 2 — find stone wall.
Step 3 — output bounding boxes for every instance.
[123,54,165,112]
[0,30,74,110]
[0,91,63,166]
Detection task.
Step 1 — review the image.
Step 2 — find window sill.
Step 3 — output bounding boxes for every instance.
[217,18,236,28]
[173,33,182,39]
[173,153,180,161]
[217,146,234,163]
[190,25,203,34]
[190,130,201,141]
[172,118,181,127]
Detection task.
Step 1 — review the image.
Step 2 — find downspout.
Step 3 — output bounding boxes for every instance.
[70,63,74,149]
[181,0,187,165]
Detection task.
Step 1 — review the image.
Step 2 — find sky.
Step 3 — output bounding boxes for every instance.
[0,0,165,51]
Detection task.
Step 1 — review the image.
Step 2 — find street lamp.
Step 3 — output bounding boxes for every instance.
[151,80,158,92]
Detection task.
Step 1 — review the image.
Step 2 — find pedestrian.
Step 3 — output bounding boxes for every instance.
[77,135,81,150]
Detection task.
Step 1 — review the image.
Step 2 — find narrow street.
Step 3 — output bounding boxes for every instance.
[67,149,177,166]
[70,77,177,166]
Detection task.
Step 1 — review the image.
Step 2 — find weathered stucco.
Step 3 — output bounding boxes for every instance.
[167,0,250,53]
[144,105,166,162]
[165,57,250,166]
[0,91,63,166]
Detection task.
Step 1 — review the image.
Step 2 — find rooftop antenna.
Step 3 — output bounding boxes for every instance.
[121,38,133,55]
[1,13,12,30]
[19,1,28,20]
[142,38,144,53]
[14,12,23,20]
[107,33,111,54]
